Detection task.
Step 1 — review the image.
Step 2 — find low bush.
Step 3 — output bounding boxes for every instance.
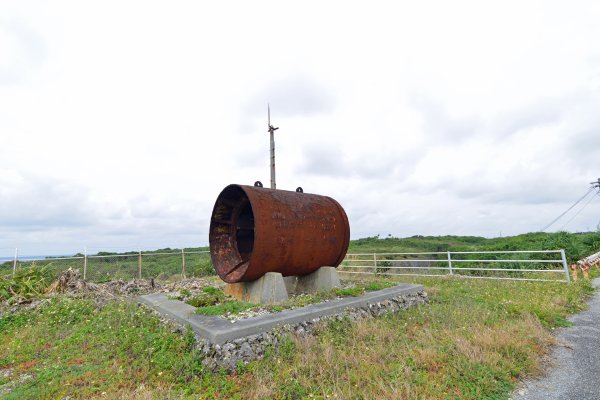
[0,265,53,304]
[185,286,226,308]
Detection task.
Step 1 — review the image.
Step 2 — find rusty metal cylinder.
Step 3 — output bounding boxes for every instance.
[209,184,350,283]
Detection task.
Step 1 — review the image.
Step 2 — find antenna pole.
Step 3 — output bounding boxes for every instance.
[268,104,279,189]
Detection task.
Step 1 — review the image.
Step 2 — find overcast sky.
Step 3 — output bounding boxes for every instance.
[1,1,599,256]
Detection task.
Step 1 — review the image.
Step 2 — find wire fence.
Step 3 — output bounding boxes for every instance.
[0,249,213,283]
[339,249,571,283]
[1,248,572,283]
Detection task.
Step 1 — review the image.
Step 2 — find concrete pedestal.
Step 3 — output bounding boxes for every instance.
[225,272,289,305]
[224,267,341,304]
[295,266,341,294]
[282,276,298,295]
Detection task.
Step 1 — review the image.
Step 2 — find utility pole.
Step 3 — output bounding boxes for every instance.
[268,104,279,189]
[594,178,600,231]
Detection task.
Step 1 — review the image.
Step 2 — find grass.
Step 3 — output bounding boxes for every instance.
[195,300,257,316]
[0,298,204,399]
[0,265,53,304]
[185,287,226,308]
[188,282,395,317]
[0,247,213,284]
[240,275,596,399]
[362,280,396,291]
[1,272,596,399]
[2,232,599,398]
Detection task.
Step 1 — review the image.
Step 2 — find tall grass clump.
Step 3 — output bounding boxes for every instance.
[0,265,53,304]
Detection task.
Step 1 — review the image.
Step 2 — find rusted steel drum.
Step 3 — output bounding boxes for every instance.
[209,184,350,283]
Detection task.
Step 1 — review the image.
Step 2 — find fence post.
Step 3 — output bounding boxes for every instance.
[373,253,377,273]
[83,247,88,280]
[138,250,142,280]
[447,251,453,275]
[181,248,186,280]
[560,249,571,283]
[12,247,18,276]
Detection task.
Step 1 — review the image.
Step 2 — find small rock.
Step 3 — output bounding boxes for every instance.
[240,342,254,358]
[222,343,235,352]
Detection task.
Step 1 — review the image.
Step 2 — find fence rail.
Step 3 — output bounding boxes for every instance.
[3,248,572,283]
[0,249,213,283]
[339,249,571,283]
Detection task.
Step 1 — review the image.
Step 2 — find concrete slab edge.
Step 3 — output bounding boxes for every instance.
[139,283,424,344]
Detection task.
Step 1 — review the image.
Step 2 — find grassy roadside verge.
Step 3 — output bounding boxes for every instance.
[0,275,596,399]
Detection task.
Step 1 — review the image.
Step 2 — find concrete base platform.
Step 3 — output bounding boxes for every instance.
[295,266,340,294]
[224,272,288,304]
[224,267,341,303]
[282,276,298,294]
[139,283,424,344]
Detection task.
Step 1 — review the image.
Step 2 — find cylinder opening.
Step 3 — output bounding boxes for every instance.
[235,199,254,259]
[209,185,255,281]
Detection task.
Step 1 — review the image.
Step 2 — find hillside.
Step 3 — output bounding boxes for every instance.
[349,231,600,263]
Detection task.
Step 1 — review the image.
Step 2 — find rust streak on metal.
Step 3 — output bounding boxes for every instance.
[209,184,350,283]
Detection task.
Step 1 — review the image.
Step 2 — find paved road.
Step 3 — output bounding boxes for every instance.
[512,278,600,400]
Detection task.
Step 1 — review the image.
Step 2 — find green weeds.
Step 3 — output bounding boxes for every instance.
[332,287,364,297]
[1,260,597,398]
[186,282,394,317]
[363,280,395,291]
[195,300,256,316]
[0,298,208,399]
[186,287,226,308]
[239,276,595,399]
[0,265,53,304]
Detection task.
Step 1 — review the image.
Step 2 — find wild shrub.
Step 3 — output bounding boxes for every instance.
[185,289,225,308]
[0,264,53,304]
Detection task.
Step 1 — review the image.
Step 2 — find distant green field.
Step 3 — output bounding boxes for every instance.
[347,231,600,263]
[0,247,212,283]
[1,232,599,282]
[344,232,600,281]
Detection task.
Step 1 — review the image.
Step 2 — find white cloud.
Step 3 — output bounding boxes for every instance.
[1,0,599,255]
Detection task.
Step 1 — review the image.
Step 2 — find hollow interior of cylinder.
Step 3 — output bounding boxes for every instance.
[213,186,255,265]
[235,200,254,259]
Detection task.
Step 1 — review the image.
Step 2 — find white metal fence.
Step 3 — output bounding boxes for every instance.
[2,248,573,283]
[339,250,571,283]
[0,249,212,282]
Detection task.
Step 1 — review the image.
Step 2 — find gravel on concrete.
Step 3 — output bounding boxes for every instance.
[512,277,600,400]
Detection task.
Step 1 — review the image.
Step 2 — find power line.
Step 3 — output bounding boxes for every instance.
[540,187,595,232]
[560,191,599,230]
